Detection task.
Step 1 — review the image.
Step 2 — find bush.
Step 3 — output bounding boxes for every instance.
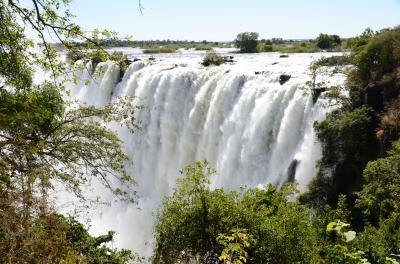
[272,42,321,53]
[201,50,225,66]
[153,161,320,264]
[143,45,177,54]
[355,141,400,224]
[257,42,273,52]
[301,106,374,208]
[316,33,342,49]
[194,44,213,51]
[0,212,139,263]
[353,28,400,82]
[317,56,351,66]
[234,32,259,53]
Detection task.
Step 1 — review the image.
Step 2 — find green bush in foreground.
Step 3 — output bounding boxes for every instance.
[153,161,320,264]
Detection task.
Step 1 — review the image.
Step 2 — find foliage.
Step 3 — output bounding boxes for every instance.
[234,32,259,53]
[316,56,351,67]
[316,33,342,49]
[202,50,225,66]
[0,0,140,262]
[324,220,372,264]
[377,97,400,144]
[355,141,400,224]
[195,44,214,50]
[272,41,321,53]
[153,161,320,264]
[257,42,273,52]
[303,27,400,208]
[217,229,255,264]
[352,28,400,83]
[0,212,140,263]
[302,26,400,264]
[352,218,400,264]
[302,105,374,209]
[142,45,178,54]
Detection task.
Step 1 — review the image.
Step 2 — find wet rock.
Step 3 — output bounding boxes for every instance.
[287,159,299,183]
[280,54,289,58]
[223,56,235,63]
[279,74,291,85]
[312,87,327,103]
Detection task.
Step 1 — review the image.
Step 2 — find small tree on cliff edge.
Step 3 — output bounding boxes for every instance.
[234,32,259,53]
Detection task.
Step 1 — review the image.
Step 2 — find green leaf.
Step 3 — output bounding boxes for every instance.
[343,231,356,242]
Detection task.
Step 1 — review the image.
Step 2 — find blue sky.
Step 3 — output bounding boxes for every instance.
[69,0,400,41]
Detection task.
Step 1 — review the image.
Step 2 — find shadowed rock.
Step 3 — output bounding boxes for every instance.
[279,74,291,85]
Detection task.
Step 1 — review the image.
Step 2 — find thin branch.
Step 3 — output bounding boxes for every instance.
[139,0,144,15]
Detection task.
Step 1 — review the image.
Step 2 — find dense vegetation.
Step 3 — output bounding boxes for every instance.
[153,161,320,264]
[0,0,140,263]
[153,27,400,264]
[304,26,400,262]
[1,0,399,262]
[316,33,342,49]
[201,50,225,66]
[234,32,260,53]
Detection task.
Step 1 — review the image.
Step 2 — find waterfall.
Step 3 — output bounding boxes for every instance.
[67,52,345,255]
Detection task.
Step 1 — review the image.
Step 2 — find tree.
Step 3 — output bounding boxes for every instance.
[355,141,400,224]
[234,32,259,53]
[153,161,320,264]
[316,33,342,49]
[0,0,140,261]
[0,212,141,263]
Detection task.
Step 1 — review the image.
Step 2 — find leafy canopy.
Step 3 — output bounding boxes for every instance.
[153,161,320,264]
[234,32,259,53]
[0,0,141,262]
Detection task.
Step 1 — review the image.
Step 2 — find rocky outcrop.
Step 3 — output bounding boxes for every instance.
[279,74,291,85]
[287,159,299,183]
[223,55,235,63]
[312,87,327,104]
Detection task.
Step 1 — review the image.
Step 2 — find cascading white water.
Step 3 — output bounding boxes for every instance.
[67,50,345,256]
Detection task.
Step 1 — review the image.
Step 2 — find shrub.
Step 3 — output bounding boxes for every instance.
[195,44,213,51]
[143,45,177,54]
[202,50,225,66]
[316,33,342,49]
[317,56,351,66]
[234,32,259,53]
[153,161,320,264]
[353,28,400,82]
[257,42,273,52]
[355,141,400,224]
